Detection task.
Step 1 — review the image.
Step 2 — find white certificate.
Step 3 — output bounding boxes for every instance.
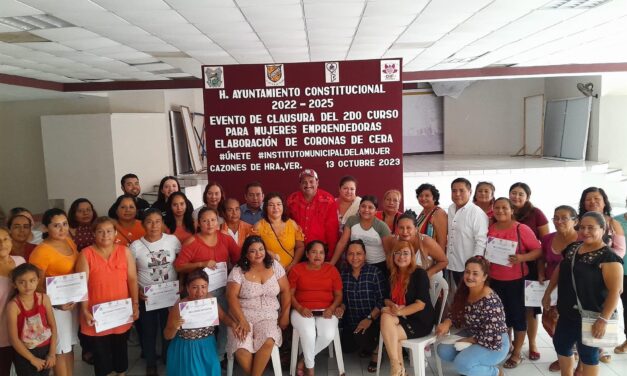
[204,262,228,291]
[484,237,518,266]
[93,298,133,333]
[144,281,179,311]
[46,272,88,305]
[524,280,558,307]
[179,297,219,329]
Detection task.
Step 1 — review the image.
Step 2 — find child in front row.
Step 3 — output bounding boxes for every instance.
[6,264,57,376]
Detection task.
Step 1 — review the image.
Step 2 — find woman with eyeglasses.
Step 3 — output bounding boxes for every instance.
[253,193,304,273]
[488,198,541,369]
[29,208,79,376]
[436,256,509,376]
[540,205,579,372]
[226,236,290,376]
[376,189,402,233]
[7,214,36,261]
[381,241,434,376]
[543,212,623,376]
[76,217,139,376]
[415,183,448,251]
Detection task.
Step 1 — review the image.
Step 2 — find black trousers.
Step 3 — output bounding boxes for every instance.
[88,330,130,376]
[13,345,50,376]
[340,318,381,355]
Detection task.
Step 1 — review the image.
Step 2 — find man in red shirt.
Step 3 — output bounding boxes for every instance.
[287,169,339,260]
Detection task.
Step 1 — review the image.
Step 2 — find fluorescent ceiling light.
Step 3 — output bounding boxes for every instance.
[542,0,613,9]
[0,14,72,31]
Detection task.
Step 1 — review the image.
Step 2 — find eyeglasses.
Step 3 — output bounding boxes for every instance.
[552,217,575,223]
[393,251,412,257]
[10,224,31,230]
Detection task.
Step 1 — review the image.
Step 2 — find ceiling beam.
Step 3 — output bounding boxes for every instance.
[1,62,627,93]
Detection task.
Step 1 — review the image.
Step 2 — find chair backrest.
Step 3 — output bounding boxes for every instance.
[429,273,449,325]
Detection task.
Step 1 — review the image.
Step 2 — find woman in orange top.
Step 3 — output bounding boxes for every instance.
[76,217,139,376]
[109,195,145,247]
[164,192,195,244]
[29,208,79,376]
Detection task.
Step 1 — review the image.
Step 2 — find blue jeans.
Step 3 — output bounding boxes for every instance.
[139,301,170,368]
[437,332,510,376]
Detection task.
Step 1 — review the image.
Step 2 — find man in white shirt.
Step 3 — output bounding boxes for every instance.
[446,177,489,285]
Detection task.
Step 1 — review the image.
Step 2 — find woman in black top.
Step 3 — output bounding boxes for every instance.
[380,240,434,376]
[543,212,623,376]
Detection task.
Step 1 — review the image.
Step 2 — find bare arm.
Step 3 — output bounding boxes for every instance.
[290,287,312,318]
[287,240,305,272]
[330,226,351,265]
[42,294,57,367]
[542,264,561,310]
[599,262,623,320]
[421,235,448,277]
[537,224,550,239]
[226,281,246,325]
[277,275,291,329]
[432,209,448,251]
[125,248,139,320]
[75,253,92,322]
[397,299,427,316]
[164,303,183,340]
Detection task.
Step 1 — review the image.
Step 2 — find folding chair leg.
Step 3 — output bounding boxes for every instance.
[376,333,384,376]
[227,356,234,376]
[271,346,283,376]
[333,328,345,375]
[290,329,300,376]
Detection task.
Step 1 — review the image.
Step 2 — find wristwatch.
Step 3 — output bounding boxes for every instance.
[366,314,373,320]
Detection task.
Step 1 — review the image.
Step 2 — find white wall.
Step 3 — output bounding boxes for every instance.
[110,113,171,199]
[598,95,627,173]
[0,97,109,214]
[443,78,545,155]
[544,75,601,161]
[41,114,117,215]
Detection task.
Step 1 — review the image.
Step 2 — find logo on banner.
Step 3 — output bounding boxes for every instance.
[325,62,339,83]
[204,66,224,89]
[265,64,285,86]
[380,60,400,82]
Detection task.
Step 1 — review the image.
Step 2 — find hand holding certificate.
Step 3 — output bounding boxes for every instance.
[179,297,219,329]
[524,280,557,307]
[46,272,88,305]
[93,298,133,333]
[485,237,518,266]
[203,262,228,291]
[145,281,180,311]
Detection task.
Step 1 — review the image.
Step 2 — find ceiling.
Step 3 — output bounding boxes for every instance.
[0,0,626,85]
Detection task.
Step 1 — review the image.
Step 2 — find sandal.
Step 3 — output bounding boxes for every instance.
[599,349,611,363]
[367,360,378,373]
[548,360,560,372]
[529,350,541,361]
[296,356,305,376]
[615,340,627,354]
[503,355,523,369]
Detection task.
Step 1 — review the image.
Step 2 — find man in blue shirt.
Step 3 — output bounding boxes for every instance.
[240,181,264,225]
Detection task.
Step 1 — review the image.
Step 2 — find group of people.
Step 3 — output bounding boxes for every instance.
[0,170,625,376]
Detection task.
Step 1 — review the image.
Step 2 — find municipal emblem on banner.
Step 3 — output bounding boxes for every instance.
[380,59,400,82]
[325,62,340,83]
[265,64,285,87]
[204,66,224,89]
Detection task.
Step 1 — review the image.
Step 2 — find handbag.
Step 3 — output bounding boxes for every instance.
[569,245,623,347]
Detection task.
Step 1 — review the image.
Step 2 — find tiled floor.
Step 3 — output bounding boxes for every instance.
[69,326,627,375]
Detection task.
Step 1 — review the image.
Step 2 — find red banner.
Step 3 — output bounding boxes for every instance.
[202,59,403,205]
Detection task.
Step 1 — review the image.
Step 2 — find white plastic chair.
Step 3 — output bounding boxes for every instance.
[289,326,345,376]
[376,274,449,376]
[227,344,282,376]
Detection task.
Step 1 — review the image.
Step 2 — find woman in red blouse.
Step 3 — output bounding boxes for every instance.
[289,241,342,376]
